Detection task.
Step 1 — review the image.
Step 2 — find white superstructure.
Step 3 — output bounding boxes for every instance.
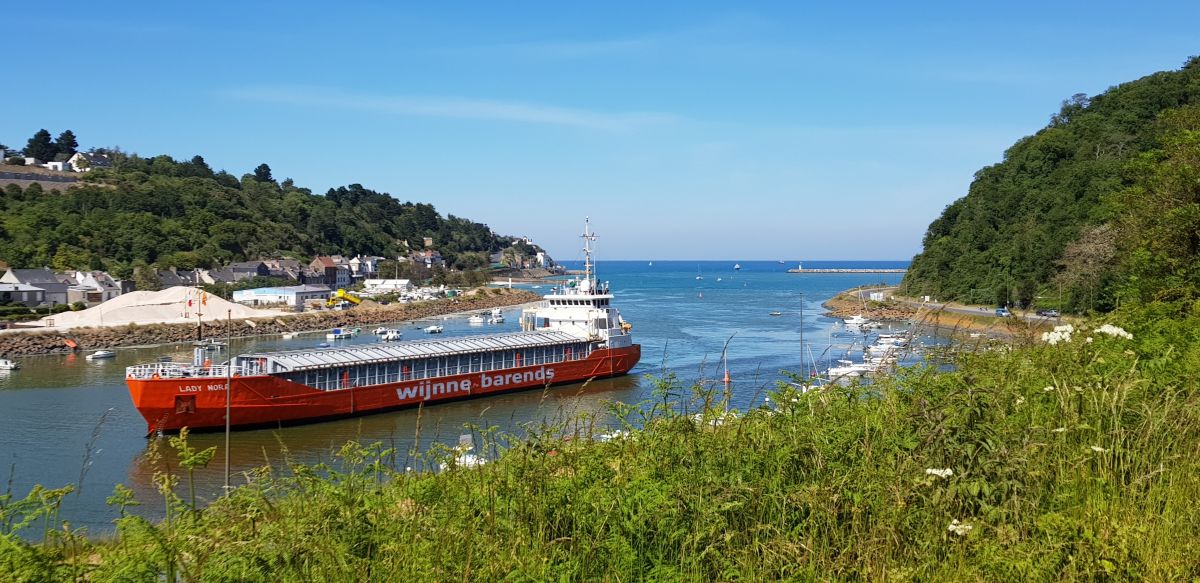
[520,218,634,350]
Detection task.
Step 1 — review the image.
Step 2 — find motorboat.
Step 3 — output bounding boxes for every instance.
[423,325,444,334]
[488,308,505,324]
[373,327,390,335]
[844,315,871,326]
[468,314,485,325]
[326,328,353,340]
[86,350,116,360]
[0,358,18,370]
[379,329,403,342]
[769,311,783,316]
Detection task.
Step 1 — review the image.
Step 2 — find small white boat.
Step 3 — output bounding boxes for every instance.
[326,328,353,340]
[734,263,741,270]
[86,350,116,360]
[0,358,18,370]
[423,325,444,334]
[373,327,390,335]
[769,311,783,316]
[379,329,403,341]
[468,314,485,325]
[844,315,872,326]
[488,308,505,324]
[716,277,722,282]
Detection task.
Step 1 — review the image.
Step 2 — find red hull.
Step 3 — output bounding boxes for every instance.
[127,345,640,434]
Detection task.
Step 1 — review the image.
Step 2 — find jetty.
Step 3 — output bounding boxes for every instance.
[788,268,907,274]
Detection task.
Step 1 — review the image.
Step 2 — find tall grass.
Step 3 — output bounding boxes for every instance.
[3,305,1200,581]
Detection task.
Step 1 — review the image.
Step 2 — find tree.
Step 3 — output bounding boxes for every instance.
[54,130,78,157]
[24,129,55,161]
[253,163,274,182]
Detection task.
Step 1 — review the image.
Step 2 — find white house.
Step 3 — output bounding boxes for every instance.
[66,152,113,172]
[70,271,124,305]
[43,161,70,172]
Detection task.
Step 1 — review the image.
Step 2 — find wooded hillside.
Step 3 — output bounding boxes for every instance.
[903,56,1200,312]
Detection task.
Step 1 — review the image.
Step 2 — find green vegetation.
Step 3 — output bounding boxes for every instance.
[904,56,1200,312]
[0,149,524,274]
[2,304,1198,580]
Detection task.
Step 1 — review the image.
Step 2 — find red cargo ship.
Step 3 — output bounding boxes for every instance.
[124,219,640,434]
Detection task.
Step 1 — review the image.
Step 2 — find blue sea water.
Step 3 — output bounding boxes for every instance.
[0,259,911,534]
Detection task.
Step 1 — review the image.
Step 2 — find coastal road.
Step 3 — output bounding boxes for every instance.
[851,287,1063,325]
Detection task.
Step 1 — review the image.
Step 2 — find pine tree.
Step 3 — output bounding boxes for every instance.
[54,130,78,157]
[24,129,55,161]
[253,163,274,182]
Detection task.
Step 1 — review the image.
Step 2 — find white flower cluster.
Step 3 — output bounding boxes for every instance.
[925,468,954,479]
[948,519,973,536]
[1042,324,1074,345]
[1089,445,1108,453]
[1096,324,1133,340]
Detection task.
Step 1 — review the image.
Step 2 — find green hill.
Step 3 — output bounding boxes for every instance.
[0,153,515,276]
[903,56,1200,312]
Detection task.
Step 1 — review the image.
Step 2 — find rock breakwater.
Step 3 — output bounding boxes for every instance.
[0,289,540,358]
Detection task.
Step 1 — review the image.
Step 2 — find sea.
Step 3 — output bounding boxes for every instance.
[0,260,913,535]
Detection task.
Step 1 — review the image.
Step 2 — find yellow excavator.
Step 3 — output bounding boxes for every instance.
[326,288,363,309]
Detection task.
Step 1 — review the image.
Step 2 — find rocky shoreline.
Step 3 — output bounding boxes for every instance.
[0,289,540,358]
[822,291,919,321]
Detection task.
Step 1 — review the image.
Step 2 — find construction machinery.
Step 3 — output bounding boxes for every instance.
[326,289,363,309]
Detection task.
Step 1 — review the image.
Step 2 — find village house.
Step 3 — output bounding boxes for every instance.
[348,255,383,281]
[0,268,72,306]
[157,267,200,288]
[0,283,46,307]
[411,249,445,270]
[66,152,113,172]
[68,271,123,305]
[310,256,351,289]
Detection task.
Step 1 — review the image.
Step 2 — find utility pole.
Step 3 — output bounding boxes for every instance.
[223,309,232,492]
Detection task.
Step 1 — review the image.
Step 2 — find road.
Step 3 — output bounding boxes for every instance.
[851,287,1064,325]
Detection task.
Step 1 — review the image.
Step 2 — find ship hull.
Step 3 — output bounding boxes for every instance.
[127,344,640,434]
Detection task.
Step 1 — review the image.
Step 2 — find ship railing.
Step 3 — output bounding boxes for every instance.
[126,362,250,380]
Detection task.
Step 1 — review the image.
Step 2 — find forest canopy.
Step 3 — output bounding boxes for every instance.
[0,152,518,277]
[903,56,1200,313]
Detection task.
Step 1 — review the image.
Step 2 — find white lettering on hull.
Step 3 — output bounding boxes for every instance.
[394,367,556,402]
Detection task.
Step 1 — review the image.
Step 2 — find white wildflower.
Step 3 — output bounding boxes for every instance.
[1015,396,1025,406]
[948,519,973,536]
[1096,324,1133,340]
[1051,427,1068,433]
[1089,445,1108,453]
[1041,324,1075,346]
[1085,337,1093,343]
[1043,386,1055,392]
[925,468,953,479]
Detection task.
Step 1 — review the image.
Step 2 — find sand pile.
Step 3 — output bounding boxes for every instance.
[37,286,284,329]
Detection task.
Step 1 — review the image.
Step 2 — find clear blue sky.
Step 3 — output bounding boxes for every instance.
[6,2,1198,261]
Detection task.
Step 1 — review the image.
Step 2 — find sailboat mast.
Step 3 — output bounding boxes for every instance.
[799,293,805,377]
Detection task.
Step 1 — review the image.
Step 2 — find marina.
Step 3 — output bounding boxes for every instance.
[0,259,911,533]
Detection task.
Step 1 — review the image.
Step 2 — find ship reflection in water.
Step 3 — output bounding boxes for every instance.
[124,373,640,513]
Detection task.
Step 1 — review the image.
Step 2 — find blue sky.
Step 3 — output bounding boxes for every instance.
[6,2,1198,261]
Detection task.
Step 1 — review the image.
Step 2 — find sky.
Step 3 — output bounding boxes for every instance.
[5,1,1199,262]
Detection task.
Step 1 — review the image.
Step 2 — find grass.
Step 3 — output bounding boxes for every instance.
[3,304,1200,581]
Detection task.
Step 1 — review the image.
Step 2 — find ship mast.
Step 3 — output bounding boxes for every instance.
[581,216,597,289]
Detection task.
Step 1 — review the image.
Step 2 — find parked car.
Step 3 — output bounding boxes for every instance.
[1036,309,1060,317]
[995,307,1012,317]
